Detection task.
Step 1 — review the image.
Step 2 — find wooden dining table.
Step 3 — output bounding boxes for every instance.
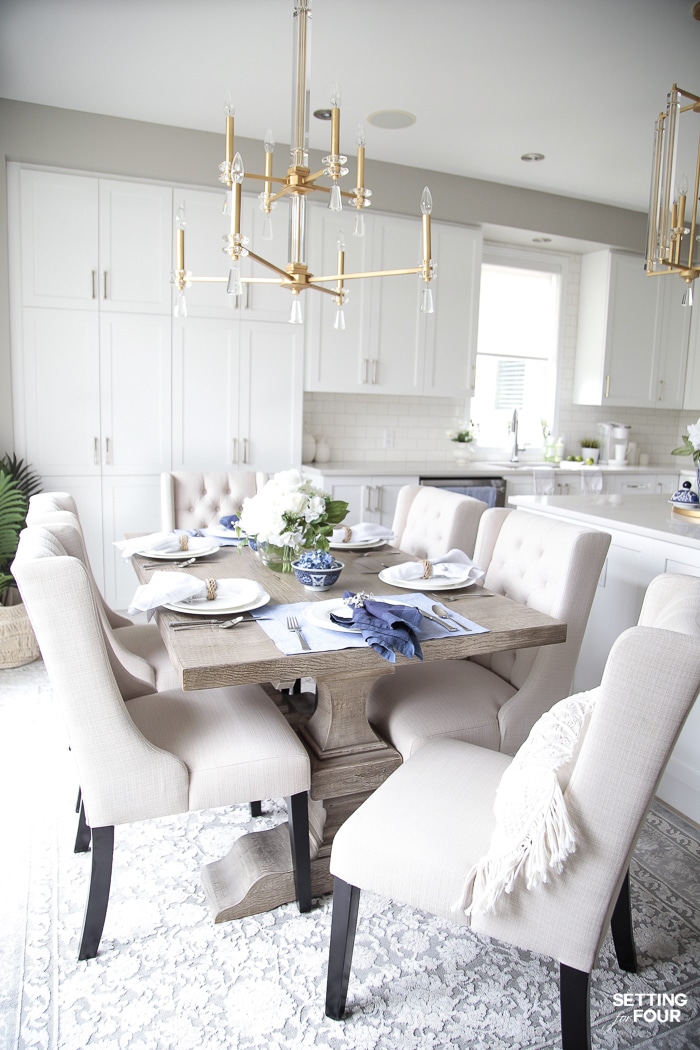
[132,543,567,922]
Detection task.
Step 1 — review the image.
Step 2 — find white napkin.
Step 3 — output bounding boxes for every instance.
[127,572,259,617]
[388,548,485,584]
[115,532,216,559]
[331,523,394,544]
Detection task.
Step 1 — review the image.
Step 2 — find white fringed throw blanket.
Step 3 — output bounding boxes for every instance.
[455,689,597,917]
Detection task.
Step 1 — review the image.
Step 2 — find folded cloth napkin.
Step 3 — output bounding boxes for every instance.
[128,572,260,618]
[115,532,214,560]
[389,548,485,584]
[200,515,243,544]
[331,523,394,545]
[219,514,239,530]
[329,591,424,663]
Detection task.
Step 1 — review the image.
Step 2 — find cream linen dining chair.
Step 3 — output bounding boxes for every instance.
[326,573,700,1049]
[390,485,488,559]
[160,470,268,531]
[367,508,611,759]
[13,527,313,961]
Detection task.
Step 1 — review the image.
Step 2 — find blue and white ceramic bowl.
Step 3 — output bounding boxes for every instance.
[292,555,344,591]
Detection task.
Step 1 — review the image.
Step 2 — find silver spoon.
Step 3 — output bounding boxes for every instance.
[142,557,197,569]
[429,592,494,602]
[431,603,461,627]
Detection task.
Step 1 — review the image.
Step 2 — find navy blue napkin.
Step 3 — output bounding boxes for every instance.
[219,514,239,531]
[329,591,424,663]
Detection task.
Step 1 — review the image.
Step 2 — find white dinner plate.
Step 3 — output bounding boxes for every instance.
[328,537,387,551]
[304,596,405,633]
[164,582,270,616]
[378,565,478,591]
[137,540,220,559]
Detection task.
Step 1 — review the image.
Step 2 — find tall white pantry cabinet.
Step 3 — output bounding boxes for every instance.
[9,165,302,608]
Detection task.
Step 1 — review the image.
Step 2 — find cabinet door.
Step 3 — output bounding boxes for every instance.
[21,308,101,474]
[363,214,422,394]
[240,195,294,322]
[422,224,482,397]
[98,181,172,313]
[238,321,303,471]
[99,313,172,474]
[171,317,239,469]
[20,169,99,309]
[171,187,232,317]
[370,477,409,528]
[683,302,700,409]
[304,206,368,392]
[604,253,658,405]
[101,475,163,609]
[652,279,690,408]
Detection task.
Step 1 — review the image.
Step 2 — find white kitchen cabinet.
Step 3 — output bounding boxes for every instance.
[170,186,292,322]
[172,317,302,473]
[573,250,690,409]
[19,308,171,477]
[304,471,416,529]
[304,207,481,397]
[683,302,700,409]
[20,167,172,314]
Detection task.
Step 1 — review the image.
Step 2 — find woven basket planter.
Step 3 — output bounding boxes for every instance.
[0,601,41,669]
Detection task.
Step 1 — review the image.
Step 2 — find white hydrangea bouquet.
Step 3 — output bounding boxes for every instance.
[672,417,700,469]
[238,469,348,570]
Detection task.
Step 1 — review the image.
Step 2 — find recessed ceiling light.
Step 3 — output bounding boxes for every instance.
[521,152,545,162]
[367,110,417,130]
[532,237,552,244]
[313,108,333,121]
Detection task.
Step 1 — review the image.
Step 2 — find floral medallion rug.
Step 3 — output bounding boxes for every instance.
[1,661,699,1050]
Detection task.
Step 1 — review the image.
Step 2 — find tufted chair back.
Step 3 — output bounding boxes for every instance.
[160,471,267,531]
[391,485,488,559]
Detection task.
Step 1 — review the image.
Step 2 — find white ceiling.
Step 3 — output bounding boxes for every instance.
[1,0,699,214]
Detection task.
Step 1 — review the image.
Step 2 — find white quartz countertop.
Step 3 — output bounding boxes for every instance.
[302,461,682,478]
[510,494,700,549]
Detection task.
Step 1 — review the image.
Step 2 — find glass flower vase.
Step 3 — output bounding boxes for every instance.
[258,541,300,573]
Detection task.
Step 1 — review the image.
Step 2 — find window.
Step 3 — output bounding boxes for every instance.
[468,248,564,452]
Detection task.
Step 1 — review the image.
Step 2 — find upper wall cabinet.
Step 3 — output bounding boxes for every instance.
[573,250,691,409]
[20,168,173,314]
[170,186,292,322]
[683,303,700,410]
[304,206,482,397]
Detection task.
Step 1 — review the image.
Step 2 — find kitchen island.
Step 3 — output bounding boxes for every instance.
[510,493,700,824]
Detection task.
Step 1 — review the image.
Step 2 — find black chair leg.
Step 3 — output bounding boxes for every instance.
[75,786,82,813]
[74,799,92,853]
[611,868,638,972]
[325,878,361,1020]
[249,801,263,818]
[559,964,591,1050]
[286,792,312,913]
[78,825,114,961]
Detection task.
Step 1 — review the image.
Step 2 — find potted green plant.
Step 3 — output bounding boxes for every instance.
[0,454,42,667]
[579,438,600,464]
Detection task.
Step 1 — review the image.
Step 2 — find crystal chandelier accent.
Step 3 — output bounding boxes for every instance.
[646,84,700,303]
[170,0,435,325]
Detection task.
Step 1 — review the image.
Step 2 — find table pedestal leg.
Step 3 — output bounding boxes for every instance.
[201,667,400,921]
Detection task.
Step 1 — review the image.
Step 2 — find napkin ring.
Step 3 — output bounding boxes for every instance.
[421,560,433,579]
[179,535,189,551]
[205,578,218,601]
[342,526,352,543]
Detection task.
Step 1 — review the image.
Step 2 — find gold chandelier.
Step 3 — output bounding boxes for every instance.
[171,0,435,326]
[646,83,700,304]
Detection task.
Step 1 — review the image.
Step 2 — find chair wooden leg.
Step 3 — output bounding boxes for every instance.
[559,964,591,1050]
[74,799,91,853]
[249,801,263,818]
[286,792,311,913]
[610,868,638,972]
[78,825,114,961]
[325,878,361,1020]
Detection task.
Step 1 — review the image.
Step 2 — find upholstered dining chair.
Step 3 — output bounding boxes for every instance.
[326,573,700,1049]
[160,470,268,531]
[390,485,489,560]
[13,527,313,961]
[368,508,611,759]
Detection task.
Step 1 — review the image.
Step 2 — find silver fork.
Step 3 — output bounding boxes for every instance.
[286,615,310,651]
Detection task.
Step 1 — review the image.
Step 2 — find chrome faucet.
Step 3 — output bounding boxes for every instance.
[509,409,520,463]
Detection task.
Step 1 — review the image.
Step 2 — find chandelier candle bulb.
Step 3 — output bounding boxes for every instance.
[356,125,366,191]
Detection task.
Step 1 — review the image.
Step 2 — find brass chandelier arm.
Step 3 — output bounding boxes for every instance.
[245,250,296,281]
[308,266,425,284]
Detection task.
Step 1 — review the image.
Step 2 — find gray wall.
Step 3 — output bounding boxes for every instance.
[0,98,648,453]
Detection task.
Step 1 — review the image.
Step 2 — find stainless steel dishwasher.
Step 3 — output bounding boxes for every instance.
[418,475,507,508]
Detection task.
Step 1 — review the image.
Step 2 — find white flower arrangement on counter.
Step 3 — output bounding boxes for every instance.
[672,418,700,467]
[446,423,476,444]
[237,469,348,552]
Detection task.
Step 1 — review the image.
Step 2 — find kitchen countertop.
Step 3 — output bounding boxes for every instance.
[509,493,700,549]
[303,461,684,478]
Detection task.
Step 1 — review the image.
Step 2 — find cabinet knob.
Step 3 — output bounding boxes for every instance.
[103,271,108,300]
[604,374,610,398]
[105,437,111,465]
[232,437,238,464]
[93,437,99,466]
[242,438,249,464]
[372,359,378,384]
[362,358,369,384]
[91,271,97,300]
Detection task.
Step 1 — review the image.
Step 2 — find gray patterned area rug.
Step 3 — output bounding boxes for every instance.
[2,660,699,1050]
